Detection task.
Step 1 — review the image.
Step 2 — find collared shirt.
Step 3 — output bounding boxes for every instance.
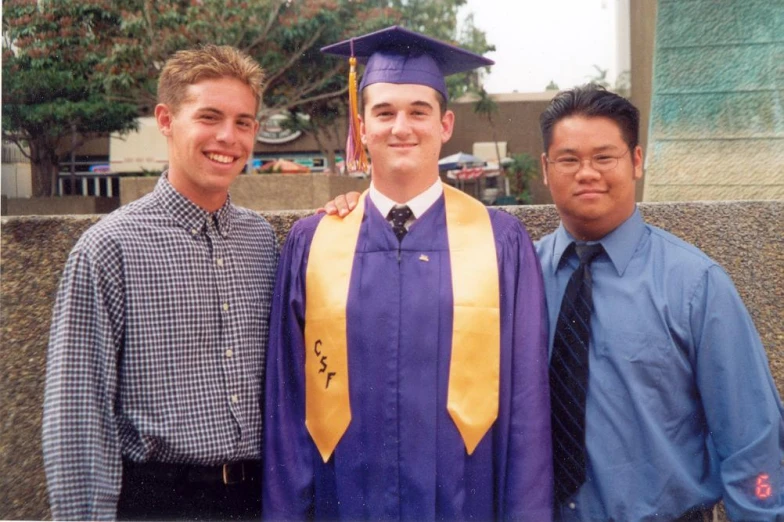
[369,178,443,227]
[537,208,784,521]
[43,174,278,520]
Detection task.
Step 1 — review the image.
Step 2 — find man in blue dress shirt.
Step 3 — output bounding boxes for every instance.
[537,84,783,521]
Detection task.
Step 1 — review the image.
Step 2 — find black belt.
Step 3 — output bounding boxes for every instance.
[122,459,261,486]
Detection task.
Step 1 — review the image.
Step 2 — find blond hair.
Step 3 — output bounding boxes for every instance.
[157,45,264,114]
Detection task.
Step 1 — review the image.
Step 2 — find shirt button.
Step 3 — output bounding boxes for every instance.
[222,302,229,311]
[225,349,233,358]
[568,502,576,510]
[190,228,198,235]
[230,394,239,404]
[216,258,224,267]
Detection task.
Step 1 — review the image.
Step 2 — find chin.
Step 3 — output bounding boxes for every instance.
[205,172,240,190]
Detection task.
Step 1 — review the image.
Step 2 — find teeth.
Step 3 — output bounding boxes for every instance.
[206,153,234,164]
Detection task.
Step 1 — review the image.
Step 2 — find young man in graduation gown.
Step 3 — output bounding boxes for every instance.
[262,26,552,521]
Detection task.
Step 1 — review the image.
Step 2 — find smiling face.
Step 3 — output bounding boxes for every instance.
[542,115,643,241]
[360,82,454,201]
[155,76,259,212]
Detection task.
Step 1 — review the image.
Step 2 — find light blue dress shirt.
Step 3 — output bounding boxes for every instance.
[536,208,784,521]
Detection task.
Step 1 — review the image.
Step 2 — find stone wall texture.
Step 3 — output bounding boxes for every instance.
[644,0,784,201]
[1,201,782,520]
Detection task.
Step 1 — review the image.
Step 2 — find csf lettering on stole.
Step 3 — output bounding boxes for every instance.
[313,340,337,389]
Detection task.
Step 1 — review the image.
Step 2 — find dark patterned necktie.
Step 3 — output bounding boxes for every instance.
[387,205,413,242]
[550,242,604,504]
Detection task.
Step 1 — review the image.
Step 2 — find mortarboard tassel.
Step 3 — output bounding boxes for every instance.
[346,43,368,173]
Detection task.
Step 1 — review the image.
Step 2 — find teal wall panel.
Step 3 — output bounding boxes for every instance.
[645,0,784,201]
[657,0,783,47]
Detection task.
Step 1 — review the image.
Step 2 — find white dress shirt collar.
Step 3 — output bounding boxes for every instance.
[369,178,444,219]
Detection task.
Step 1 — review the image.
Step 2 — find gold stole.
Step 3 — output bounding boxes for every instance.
[304,185,500,462]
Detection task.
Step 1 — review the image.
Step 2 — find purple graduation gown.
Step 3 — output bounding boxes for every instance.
[263,196,552,520]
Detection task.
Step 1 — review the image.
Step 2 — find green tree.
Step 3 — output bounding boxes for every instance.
[3,0,492,193]
[587,65,611,89]
[2,0,142,196]
[505,153,538,204]
[283,103,345,174]
[545,80,560,91]
[119,0,399,175]
[613,70,631,98]
[587,65,631,97]
[473,87,502,168]
[117,0,397,117]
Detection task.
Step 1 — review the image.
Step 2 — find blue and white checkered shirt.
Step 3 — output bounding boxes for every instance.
[43,174,278,520]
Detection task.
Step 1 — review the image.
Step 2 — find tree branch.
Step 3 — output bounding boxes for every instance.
[243,0,288,53]
[265,85,347,115]
[1,133,32,161]
[261,24,326,89]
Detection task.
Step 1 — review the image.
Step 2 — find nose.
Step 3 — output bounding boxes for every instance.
[216,121,237,145]
[391,112,411,137]
[574,158,602,179]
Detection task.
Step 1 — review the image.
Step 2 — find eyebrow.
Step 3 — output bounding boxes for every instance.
[369,100,435,112]
[411,100,434,110]
[196,107,256,120]
[552,144,622,155]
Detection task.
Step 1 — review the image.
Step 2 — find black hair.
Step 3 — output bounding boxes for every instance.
[540,83,640,152]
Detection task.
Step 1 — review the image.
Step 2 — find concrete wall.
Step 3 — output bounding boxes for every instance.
[1,196,120,217]
[644,0,784,201]
[120,174,371,210]
[630,0,658,202]
[1,201,782,520]
[1,162,33,199]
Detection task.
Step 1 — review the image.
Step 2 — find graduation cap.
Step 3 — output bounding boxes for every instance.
[321,25,494,172]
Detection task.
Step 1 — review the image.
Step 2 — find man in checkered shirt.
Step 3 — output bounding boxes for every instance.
[42,45,277,520]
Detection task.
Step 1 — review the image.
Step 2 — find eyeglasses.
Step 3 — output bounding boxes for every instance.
[546,148,630,176]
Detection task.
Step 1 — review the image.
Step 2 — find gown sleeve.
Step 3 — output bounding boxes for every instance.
[263,216,322,520]
[495,213,554,521]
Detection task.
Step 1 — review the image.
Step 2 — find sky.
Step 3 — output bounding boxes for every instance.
[457,0,628,94]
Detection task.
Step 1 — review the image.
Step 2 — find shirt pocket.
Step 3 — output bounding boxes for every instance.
[595,329,672,402]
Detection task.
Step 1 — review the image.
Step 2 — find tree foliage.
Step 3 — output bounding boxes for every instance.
[3,0,494,192]
[2,0,141,196]
[504,152,538,204]
[473,87,502,167]
[116,0,400,117]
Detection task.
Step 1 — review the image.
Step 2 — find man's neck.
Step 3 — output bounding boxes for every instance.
[167,169,228,213]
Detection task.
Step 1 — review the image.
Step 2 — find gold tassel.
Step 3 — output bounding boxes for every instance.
[346,56,368,173]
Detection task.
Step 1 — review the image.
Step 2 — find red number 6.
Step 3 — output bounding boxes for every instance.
[755,473,772,500]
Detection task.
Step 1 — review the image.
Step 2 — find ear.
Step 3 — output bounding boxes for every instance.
[440,110,455,143]
[632,145,643,181]
[155,104,174,137]
[359,114,367,144]
[540,152,550,186]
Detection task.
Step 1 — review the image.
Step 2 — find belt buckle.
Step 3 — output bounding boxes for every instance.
[222,462,244,485]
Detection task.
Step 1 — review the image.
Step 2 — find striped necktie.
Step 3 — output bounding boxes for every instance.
[550,242,604,504]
